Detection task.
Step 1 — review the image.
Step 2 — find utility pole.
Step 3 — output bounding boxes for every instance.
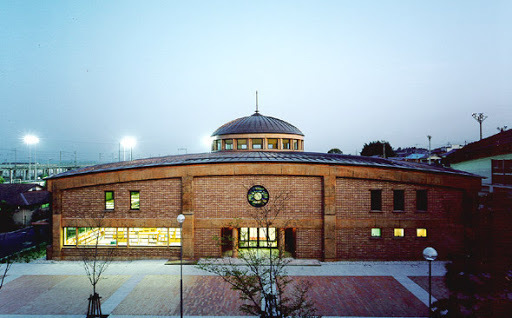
[472,113,487,140]
[427,135,432,165]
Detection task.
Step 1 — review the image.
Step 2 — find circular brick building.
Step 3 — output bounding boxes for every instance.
[47,111,480,261]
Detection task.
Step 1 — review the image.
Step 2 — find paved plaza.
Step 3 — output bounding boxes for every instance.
[0,259,448,318]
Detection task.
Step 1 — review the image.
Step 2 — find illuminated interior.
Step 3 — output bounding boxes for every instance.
[63,227,181,247]
[416,228,427,237]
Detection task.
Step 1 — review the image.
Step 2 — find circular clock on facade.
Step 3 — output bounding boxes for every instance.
[247,185,269,207]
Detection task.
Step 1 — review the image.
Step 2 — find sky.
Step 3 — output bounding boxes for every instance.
[1,0,511,163]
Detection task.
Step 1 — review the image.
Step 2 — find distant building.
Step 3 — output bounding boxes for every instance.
[0,183,50,226]
[446,129,512,191]
[47,111,481,261]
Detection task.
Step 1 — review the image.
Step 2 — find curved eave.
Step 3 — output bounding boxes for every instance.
[47,152,482,180]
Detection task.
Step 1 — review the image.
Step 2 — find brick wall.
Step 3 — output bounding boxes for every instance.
[335,178,465,260]
[61,178,181,219]
[60,246,180,260]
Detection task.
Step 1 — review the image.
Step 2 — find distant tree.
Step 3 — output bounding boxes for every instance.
[0,176,5,184]
[327,148,343,154]
[360,141,395,158]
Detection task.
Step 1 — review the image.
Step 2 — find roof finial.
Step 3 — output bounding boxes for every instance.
[255,90,259,113]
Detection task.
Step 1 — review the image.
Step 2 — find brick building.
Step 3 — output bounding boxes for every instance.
[47,111,481,261]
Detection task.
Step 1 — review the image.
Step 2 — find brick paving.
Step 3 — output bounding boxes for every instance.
[0,261,448,317]
[408,276,449,300]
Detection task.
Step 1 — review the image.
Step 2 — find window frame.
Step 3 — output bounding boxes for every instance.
[130,190,140,210]
[224,139,233,150]
[393,228,405,238]
[370,228,382,238]
[105,191,115,210]
[416,190,428,212]
[370,189,382,212]
[416,228,428,238]
[252,138,263,149]
[237,138,248,150]
[393,190,405,212]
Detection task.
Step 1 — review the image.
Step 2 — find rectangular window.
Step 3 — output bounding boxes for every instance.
[225,139,233,150]
[393,190,405,211]
[64,227,77,246]
[237,139,247,150]
[282,139,290,149]
[252,138,263,149]
[212,140,221,151]
[268,138,278,149]
[105,191,114,210]
[130,191,140,210]
[371,228,381,237]
[117,228,128,246]
[293,140,298,150]
[417,228,427,237]
[416,190,428,211]
[370,190,382,211]
[239,227,277,248]
[394,228,404,237]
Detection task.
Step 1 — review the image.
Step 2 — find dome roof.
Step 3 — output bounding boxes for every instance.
[211,112,304,136]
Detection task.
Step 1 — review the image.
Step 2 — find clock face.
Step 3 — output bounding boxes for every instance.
[247,185,269,207]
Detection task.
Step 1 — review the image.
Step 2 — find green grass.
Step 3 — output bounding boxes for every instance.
[0,242,47,263]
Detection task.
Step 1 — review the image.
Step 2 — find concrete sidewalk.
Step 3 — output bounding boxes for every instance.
[0,259,447,318]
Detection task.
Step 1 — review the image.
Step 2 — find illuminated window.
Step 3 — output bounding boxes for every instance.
[237,139,248,150]
[64,227,77,246]
[225,139,233,150]
[371,228,381,237]
[105,191,114,210]
[117,228,128,246]
[239,227,277,248]
[268,138,278,149]
[417,228,427,237]
[130,191,140,210]
[394,228,404,237]
[416,190,428,211]
[371,190,382,211]
[282,139,290,149]
[252,138,263,149]
[393,190,404,211]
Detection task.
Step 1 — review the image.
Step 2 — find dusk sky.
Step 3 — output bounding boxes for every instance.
[1,0,511,163]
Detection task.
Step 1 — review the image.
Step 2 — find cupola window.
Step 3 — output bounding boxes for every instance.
[237,139,248,150]
[282,139,290,149]
[225,139,233,150]
[268,138,278,149]
[252,138,263,149]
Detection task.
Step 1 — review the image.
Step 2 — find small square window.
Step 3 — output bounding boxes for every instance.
[268,138,278,149]
[416,190,428,211]
[130,191,140,210]
[252,138,263,149]
[417,228,427,237]
[371,228,381,237]
[237,139,247,150]
[105,191,114,210]
[394,228,404,237]
[393,190,405,211]
[225,139,233,150]
[371,190,382,211]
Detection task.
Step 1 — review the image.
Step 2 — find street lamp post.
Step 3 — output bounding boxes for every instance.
[177,213,185,318]
[23,135,39,181]
[423,247,438,317]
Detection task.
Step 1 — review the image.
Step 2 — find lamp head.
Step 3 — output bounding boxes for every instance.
[177,214,185,224]
[23,135,40,145]
[423,247,438,261]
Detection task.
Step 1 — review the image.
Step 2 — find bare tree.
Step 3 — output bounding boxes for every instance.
[76,210,116,318]
[198,189,319,317]
[0,259,12,293]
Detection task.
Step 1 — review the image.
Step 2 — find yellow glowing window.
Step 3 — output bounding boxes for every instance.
[417,228,427,237]
[237,139,248,150]
[371,228,381,237]
[225,139,233,150]
[268,139,278,149]
[64,227,77,246]
[252,138,263,149]
[66,227,181,247]
[282,139,290,149]
[394,228,404,237]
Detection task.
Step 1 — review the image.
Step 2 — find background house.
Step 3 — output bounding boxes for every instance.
[0,183,50,229]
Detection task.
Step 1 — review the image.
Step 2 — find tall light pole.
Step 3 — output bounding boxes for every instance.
[427,135,432,165]
[423,247,438,317]
[177,213,185,318]
[472,113,487,140]
[23,135,39,181]
[120,137,136,161]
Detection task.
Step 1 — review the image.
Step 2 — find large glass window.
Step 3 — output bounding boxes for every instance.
[237,139,248,150]
[64,227,180,247]
[268,139,278,149]
[393,190,405,211]
[239,227,277,248]
[416,190,428,211]
[252,138,263,149]
[371,190,382,211]
[105,191,114,210]
[130,191,140,210]
[225,139,233,150]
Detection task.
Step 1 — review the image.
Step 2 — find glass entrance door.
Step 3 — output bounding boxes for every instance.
[239,227,277,248]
